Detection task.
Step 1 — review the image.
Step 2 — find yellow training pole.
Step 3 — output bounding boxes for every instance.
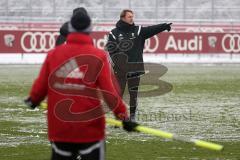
[40,103,223,151]
[106,118,223,151]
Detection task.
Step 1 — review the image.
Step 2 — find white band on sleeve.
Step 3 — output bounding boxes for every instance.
[110,31,116,40]
[137,25,142,35]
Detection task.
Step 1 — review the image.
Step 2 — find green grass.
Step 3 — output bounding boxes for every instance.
[0,140,239,160]
[0,64,240,160]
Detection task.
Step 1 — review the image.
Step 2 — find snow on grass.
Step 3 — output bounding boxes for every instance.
[0,64,239,149]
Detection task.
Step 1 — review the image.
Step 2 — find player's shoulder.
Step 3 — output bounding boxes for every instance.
[43,48,56,63]
[110,28,118,35]
[134,25,141,28]
[133,25,142,30]
[108,28,118,40]
[111,27,117,32]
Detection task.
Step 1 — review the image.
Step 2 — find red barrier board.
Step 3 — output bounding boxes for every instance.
[0,30,239,54]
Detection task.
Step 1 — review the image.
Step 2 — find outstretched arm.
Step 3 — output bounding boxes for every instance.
[140,23,172,39]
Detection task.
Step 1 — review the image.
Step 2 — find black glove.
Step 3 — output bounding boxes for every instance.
[24,97,38,109]
[122,120,139,132]
[165,23,172,32]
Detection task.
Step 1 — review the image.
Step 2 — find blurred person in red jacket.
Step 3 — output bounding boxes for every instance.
[24,8,138,160]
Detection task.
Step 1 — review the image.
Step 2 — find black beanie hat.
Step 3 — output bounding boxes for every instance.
[70,8,91,32]
[72,7,88,16]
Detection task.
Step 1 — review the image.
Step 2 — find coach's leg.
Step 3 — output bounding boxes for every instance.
[115,72,127,97]
[127,76,140,121]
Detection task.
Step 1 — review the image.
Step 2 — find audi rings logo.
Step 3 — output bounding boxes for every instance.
[143,35,159,53]
[21,32,59,52]
[222,34,240,53]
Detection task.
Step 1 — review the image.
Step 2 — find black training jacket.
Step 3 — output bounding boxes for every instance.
[106,20,168,74]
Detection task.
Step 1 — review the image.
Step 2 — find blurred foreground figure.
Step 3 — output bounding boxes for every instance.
[25,8,138,160]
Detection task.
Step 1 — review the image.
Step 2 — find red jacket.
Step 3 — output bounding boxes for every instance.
[29,33,128,143]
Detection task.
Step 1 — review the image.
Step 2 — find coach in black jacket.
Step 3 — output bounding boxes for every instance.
[106,9,172,121]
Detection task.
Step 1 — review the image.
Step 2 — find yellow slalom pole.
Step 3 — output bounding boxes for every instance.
[40,103,223,151]
[40,102,48,110]
[193,140,223,151]
[106,118,223,151]
[106,118,174,139]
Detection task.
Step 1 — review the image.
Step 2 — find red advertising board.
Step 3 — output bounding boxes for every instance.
[0,30,239,54]
[1,22,240,32]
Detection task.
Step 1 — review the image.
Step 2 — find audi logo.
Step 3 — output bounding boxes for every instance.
[143,35,159,53]
[21,32,59,52]
[222,34,240,53]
